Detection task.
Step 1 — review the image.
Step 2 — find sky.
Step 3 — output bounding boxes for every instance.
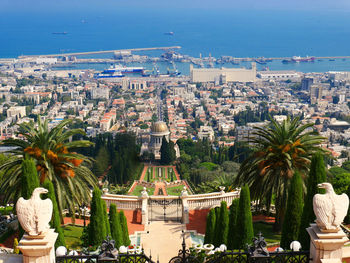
[1,0,350,13]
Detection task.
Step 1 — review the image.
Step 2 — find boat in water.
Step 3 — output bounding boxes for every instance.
[94,71,125,79]
[164,31,174,35]
[103,65,144,74]
[291,56,315,62]
[52,32,68,35]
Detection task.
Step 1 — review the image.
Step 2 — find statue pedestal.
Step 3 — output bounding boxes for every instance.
[18,229,58,263]
[307,223,348,263]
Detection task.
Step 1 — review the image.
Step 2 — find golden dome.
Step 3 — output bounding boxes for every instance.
[151,121,169,133]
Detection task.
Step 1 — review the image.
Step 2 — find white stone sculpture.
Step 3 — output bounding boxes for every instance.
[16,187,53,236]
[313,182,349,231]
[290,241,301,251]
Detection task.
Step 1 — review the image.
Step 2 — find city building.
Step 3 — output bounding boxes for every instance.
[91,87,109,100]
[7,106,26,119]
[190,63,256,83]
[197,125,215,141]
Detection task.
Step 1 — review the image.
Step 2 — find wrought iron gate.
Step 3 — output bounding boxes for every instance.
[148,197,182,222]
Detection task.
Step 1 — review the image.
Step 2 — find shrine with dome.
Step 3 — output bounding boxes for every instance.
[140,121,180,160]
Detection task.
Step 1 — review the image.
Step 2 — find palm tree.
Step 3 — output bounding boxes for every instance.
[0,118,97,215]
[235,116,326,231]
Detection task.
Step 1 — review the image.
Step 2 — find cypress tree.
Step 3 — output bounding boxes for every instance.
[160,136,170,165]
[204,208,216,244]
[213,206,221,247]
[235,185,254,249]
[20,157,40,237]
[21,157,40,199]
[227,198,239,249]
[89,188,107,246]
[102,201,111,236]
[217,201,229,246]
[298,152,327,250]
[281,172,304,249]
[43,180,66,248]
[109,204,123,248]
[119,210,130,246]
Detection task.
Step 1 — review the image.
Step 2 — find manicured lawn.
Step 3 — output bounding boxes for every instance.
[167,185,186,196]
[143,166,177,183]
[0,206,13,215]
[144,168,155,182]
[63,225,84,250]
[253,222,281,244]
[199,162,218,171]
[131,185,155,196]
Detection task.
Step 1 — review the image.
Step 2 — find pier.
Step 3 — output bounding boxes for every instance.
[18,46,181,58]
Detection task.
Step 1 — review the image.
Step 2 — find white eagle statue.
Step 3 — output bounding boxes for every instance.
[16,187,53,236]
[313,182,349,231]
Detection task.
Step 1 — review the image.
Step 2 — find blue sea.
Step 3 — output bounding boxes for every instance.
[1,8,350,73]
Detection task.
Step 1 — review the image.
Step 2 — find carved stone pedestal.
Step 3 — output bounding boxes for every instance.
[307,223,348,263]
[18,229,58,263]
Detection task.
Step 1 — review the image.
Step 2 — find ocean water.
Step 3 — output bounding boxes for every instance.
[1,8,350,72]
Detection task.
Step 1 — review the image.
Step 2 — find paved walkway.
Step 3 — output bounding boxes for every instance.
[154,182,167,196]
[139,165,149,181]
[142,222,191,263]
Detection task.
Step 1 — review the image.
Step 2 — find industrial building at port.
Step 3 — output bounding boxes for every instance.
[190,63,257,83]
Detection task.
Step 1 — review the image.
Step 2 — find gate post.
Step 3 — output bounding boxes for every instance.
[181,187,189,224]
[140,187,149,225]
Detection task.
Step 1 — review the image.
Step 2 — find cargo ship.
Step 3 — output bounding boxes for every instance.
[94,71,125,79]
[291,56,315,62]
[103,65,144,74]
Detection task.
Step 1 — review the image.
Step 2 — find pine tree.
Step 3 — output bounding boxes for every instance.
[89,188,107,246]
[227,198,239,249]
[217,201,229,245]
[204,209,216,244]
[281,172,304,249]
[43,180,66,248]
[235,185,254,249]
[119,210,130,246]
[109,204,123,248]
[298,152,327,250]
[102,201,111,236]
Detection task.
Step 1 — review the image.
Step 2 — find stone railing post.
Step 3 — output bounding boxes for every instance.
[307,224,348,263]
[140,187,149,225]
[307,182,350,263]
[18,229,58,263]
[181,187,189,224]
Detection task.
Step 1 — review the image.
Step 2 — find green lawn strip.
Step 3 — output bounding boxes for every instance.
[166,185,186,196]
[63,225,84,250]
[253,222,281,244]
[168,167,174,182]
[156,167,159,179]
[162,167,166,180]
[0,206,13,215]
[131,185,155,196]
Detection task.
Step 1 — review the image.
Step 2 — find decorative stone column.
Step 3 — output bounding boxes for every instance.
[18,229,58,263]
[140,187,149,225]
[307,224,348,263]
[219,186,225,195]
[181,187,189,224]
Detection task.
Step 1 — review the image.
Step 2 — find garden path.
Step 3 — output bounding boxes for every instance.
[139,165,148,181]
[154,182,167,196]
[142,221,191,263]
